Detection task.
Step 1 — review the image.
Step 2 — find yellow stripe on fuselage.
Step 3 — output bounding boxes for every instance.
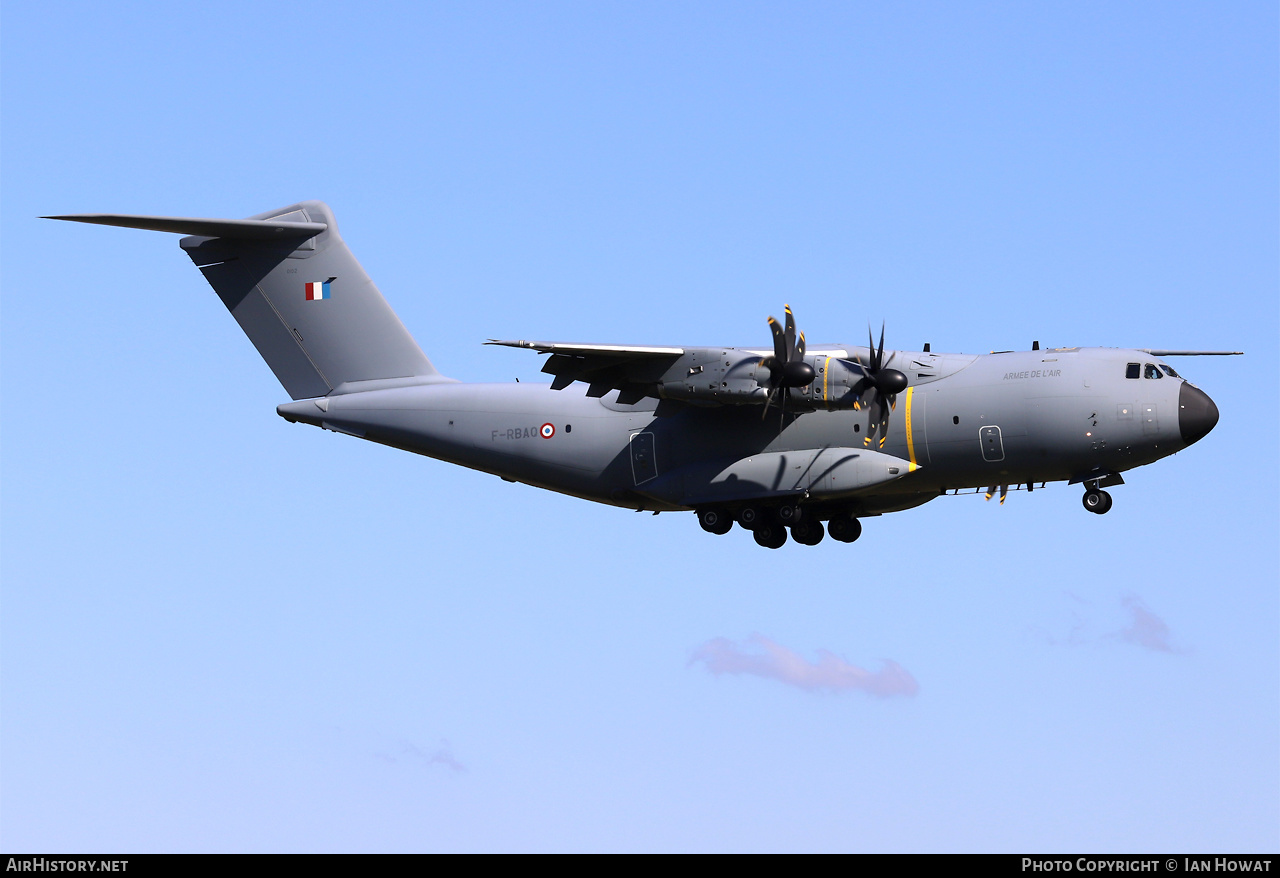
[904,385,917,467]
[822,355,831,409]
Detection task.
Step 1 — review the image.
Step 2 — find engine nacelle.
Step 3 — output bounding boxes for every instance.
[655,351,772,405]
[815,357,868,410]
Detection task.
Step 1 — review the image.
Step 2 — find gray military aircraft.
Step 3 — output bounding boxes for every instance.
[47,200,1238,548]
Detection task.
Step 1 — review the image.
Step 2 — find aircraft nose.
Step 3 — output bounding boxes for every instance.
[1178,382,1219,446]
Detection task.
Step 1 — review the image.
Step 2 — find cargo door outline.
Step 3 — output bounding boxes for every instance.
[980,425,1005,462]
[630,431,658,485]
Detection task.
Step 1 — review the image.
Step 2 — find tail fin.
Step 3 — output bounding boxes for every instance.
[46,200,444,399]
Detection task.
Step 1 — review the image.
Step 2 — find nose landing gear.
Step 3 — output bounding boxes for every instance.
[1082,488,1113,514]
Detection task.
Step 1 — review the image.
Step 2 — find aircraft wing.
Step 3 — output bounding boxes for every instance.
[486,340,686,357]
[486,339,690,403]
[486,337,866,410]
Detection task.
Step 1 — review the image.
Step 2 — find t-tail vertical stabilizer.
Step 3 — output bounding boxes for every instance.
[45,201,447,399]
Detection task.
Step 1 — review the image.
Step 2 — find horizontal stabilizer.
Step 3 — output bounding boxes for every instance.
[43,213,327,241]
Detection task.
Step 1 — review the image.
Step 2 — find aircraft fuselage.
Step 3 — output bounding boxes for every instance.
[49,201,1225,545]
[277,345,1217,518]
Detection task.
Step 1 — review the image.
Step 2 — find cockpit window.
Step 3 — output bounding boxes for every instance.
[1160,365,1180,378]
[1144,363,1163,379]
[1125,363,1140,379]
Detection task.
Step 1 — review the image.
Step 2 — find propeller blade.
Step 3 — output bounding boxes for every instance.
[761,386,778,420]
[768,317,787,365]
[796,330,806,360]
[783,305,797,361]
[985,486,997,501]
[851,378,867,410]
[999,485,1009,505]
[876,323,886,372]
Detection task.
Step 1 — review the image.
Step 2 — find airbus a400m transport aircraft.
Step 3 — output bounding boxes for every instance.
[48,201,1238,549]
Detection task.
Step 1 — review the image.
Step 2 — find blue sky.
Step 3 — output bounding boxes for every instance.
[2,1,1276,852]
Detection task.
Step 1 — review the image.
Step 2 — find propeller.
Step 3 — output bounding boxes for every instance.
[839,324,909,448]
[759,305,816,421]
[985,485,1009,505]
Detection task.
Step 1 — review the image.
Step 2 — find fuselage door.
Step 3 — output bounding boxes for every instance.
[980,425,1005,462]
[630,431,658,485]
[1142,404,1159,435]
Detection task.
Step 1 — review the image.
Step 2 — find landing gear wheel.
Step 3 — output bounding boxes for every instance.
[828,516,863,543]
[753,523,788,549]
[736,506,762,530]
[791,519,825,546]
[775,504,803,526]
[1082,489,1113,514]
[697,508,733,535]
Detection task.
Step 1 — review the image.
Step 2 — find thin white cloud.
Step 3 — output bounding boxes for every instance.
[1116,595,1180,654]
[376,738,466,772]
[407,739,466,772]
[1042,593,1187,655]
[689,632,918,697]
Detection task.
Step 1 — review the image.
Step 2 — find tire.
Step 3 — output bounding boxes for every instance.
[1083,490,1110,514]
[753,523,788,549]
[737,506,762,529]
[828,516,863,543]
[697,508,733,535]
[792,519,825,546]
[775,504,802,525]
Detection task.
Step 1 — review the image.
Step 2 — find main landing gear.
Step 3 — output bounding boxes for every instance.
[790,519,825,546]
[826,515,862,543]
[1082,487,1113,514]
[697,508,734,535]
[753,522,789,549]
[696,506,860,549]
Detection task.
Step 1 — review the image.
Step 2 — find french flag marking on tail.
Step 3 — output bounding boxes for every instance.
[305,276,337,300]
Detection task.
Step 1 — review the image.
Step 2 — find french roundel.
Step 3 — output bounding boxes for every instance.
[540,423,555,439]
